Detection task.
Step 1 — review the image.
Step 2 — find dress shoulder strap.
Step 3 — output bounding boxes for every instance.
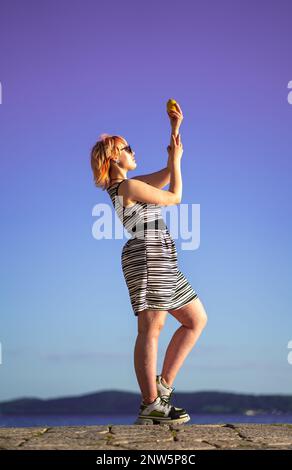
[115,179,126,197]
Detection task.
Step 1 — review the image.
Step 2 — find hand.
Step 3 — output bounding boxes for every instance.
[168,133,183,161]
[167,102,184,131]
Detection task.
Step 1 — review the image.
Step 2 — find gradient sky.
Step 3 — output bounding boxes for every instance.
[1,0,292,402]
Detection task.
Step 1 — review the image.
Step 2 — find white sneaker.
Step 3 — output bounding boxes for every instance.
[134,395,190,425]
[156,374,185,411]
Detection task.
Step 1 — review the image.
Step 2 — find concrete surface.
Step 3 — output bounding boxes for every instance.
[1,423,292,450]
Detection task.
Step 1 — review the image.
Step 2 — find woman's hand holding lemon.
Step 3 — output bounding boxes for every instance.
[167,99,184,133]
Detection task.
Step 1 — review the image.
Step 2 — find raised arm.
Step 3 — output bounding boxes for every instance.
[130,100,183,190]
[130,127,180,189]
[120,176,180,207]
[131,167,170,189]
[119,133,183,207]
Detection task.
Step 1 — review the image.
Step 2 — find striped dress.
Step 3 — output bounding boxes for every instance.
[107,179,198,316]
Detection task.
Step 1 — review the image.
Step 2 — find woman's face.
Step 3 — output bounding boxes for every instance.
[118,140,137,171]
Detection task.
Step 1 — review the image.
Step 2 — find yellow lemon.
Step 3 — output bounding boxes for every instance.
[167,99,178,113]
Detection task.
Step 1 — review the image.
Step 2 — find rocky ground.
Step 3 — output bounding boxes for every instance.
[0,423,292,450]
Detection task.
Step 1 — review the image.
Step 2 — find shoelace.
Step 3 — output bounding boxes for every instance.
[160,388,180,408]
[159,397,170,408]
[141,396,170,409]
[160,390,173,403]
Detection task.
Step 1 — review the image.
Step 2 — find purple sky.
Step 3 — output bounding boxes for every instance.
[0,0,292,401]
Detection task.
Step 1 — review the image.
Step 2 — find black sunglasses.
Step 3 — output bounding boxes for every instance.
[120,145,134,154]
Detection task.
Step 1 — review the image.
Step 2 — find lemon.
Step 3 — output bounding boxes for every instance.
[167,99,178,113]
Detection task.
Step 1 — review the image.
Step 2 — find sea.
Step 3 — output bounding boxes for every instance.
[1,414,292,428]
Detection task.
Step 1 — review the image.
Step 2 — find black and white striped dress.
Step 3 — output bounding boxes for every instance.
[107,179,198,316]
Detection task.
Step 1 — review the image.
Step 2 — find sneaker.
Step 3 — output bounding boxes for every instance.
[134,395,190,425]
[156,374,185,411]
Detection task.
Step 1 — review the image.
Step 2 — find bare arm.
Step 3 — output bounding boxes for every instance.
[131,167,170,189]
[169,153,182,203]
[120,157,181,207]
[130,128,179,189]
[119,178,180,207]
[119,134,181,206]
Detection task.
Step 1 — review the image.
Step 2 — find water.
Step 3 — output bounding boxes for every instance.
[1,414,292,428]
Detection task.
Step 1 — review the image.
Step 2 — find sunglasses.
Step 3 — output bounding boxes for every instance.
[120,145,134,154]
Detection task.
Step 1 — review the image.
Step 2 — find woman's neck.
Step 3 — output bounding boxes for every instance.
[110,178,126,183]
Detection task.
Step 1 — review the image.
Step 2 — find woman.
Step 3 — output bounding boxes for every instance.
[90,102,208,425]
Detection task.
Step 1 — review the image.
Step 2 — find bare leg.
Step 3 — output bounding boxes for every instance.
[134,309,168,404]
[161,297,208,387]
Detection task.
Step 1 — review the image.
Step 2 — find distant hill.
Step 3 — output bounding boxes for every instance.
[1,390,292,415]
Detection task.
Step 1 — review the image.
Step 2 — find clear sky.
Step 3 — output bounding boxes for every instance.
[1,0,292,401]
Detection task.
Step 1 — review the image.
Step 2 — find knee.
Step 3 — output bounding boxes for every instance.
[188,312,208,331]
[200,312,208,329]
